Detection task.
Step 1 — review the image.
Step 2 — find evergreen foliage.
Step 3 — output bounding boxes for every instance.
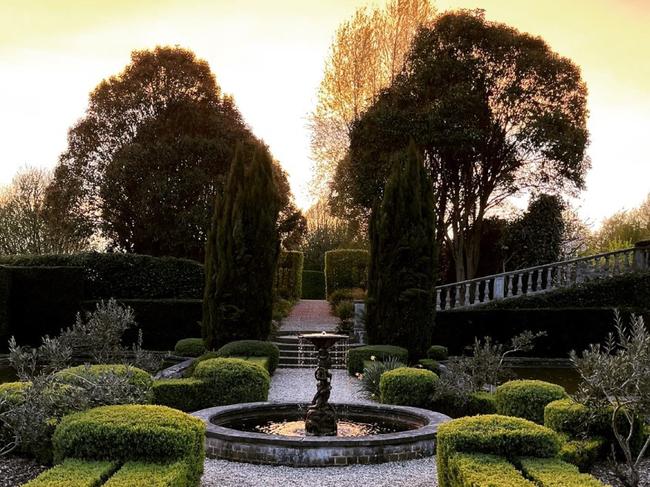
[366,143,437,357]
[202,144,281,349]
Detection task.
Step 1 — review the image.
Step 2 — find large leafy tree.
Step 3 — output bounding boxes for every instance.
[367,143,436,357]
[0,167,88,254]
[309,0,436,199]
[335,10,589,281]
[46,46,301,260]
[202,143,281,349]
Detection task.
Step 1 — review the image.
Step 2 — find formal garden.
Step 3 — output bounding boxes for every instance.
[1,3,650,487]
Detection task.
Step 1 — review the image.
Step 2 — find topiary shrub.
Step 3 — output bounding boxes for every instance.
[543,399,590,437]
[347,345,408,375]
[301,270,325,299]
[174,338,206,358]
[104,460,194,487]
[466,391,497,416]
[427,345,449,360]
[379,367,438,408]
[436,414,560,487]
[496,380,567,424]
[447,452,535,486]
[22,458,119,487]
[52,404,204,483]
[324,249,369,296]
[417,358,439,373]
[519,457,605,486]
[55,364,153,390]
[193,358,270,405]
[558,438,605,472]
[215,340,279,374]
[151,378,210,412]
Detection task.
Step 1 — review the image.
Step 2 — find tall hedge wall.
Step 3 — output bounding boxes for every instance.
[434,307,648,357]
[0,253,203,299]
[302,270,325,299]
[274,251,304,300]
[324,249,369,297]
[0,266,85,350]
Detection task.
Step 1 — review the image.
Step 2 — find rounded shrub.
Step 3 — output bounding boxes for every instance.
[52,404,205,481]
[55,364,153,389]
[174,338,206,358]
[151,378,210,412]
[427,345,448,361]
[379,367,438,408]
[436,414,560,487]
[347,345,408,375]
[193,358,270,405]
[544,399,590,436]
[0,381,30,404]
[216,340,279,374]
[417,358,439,373]
[496,380,567,424]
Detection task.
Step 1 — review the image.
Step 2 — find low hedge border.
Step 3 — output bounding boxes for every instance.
[347,345,408,375]
[104,460,193,487]
[436,415,560,487]
[22,459,119,487]
[558,437,605,472]
[151,378,210,412]
[55,364,153,390]
[518,457,605,486]
[496,380,567,424]
[447,452,534,487]
[216,340,279,374]
[52,404,205,483]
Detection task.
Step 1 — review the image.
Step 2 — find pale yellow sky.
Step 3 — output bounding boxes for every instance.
[0,0,648,226]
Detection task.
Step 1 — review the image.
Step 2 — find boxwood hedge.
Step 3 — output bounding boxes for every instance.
[519,457,605,486]
[496,380,567,424]
[52,404,205,482]
[22,458,119,487]
[104,460,194,487]
[193,358,270,406]
[447,452,535,487]
[215,340,279,374]
[379,367,438,408]
[174,338,206,358]
[55,364,153,389]
[151,378,210,412]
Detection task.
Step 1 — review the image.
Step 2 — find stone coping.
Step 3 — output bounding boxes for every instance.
[193,402,449,447]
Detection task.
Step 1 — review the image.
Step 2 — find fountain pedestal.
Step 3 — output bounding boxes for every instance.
[301,332,347,436]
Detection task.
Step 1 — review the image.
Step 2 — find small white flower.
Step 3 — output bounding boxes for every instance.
[370,355,376,361]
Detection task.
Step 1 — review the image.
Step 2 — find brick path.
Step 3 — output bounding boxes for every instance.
[279,299,338,333]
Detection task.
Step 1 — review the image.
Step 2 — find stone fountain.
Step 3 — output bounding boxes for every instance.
[193,332,450,466]
[301,332,348,436]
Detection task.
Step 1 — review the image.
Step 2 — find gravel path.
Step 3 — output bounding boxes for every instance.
[268,368,373,404]
[279,299,338,333]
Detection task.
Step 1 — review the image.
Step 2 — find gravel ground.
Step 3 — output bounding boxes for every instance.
[0,455,47,487]
[268,368,373,404]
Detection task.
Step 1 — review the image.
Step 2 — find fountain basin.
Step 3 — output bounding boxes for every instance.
[193,402,450,467]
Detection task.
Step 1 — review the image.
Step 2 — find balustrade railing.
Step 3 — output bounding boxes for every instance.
[435,245,650,311]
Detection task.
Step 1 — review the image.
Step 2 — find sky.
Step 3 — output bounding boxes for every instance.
[0,0,648,227]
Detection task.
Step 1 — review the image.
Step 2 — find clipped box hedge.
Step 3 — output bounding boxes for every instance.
[347,345,408,375]
[174,338,206,358]
[193,358,270,406]
[52,404,205,483]
[519,457,605,486]
[151,378,210,413]
[22,458,119,487]
[436,414,560,487]
[274,251,304,300]
[216,340,280,374]
[427,345,448,360]
[379,367,438,408]
[496,380,567,424]
[302,270,325,299]
[447,452,535,487]
[558,438,605,471]
[324,249,369,297]
[104,460,193,487]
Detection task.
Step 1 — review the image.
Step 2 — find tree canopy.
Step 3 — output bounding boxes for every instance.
[334,10,589,281]
[46,45,301,260]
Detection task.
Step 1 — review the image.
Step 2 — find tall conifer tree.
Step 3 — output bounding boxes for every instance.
[203,143,281,349]
[366,142,437,357]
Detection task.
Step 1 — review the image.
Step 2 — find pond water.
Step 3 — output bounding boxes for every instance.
[0,364,17,384]
[508,366,580,394]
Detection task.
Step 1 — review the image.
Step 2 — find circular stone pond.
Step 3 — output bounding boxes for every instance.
[193,402,450,467]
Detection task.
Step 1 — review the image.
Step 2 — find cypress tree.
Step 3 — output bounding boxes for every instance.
[366,142,437,357]
[202,143,281,349]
